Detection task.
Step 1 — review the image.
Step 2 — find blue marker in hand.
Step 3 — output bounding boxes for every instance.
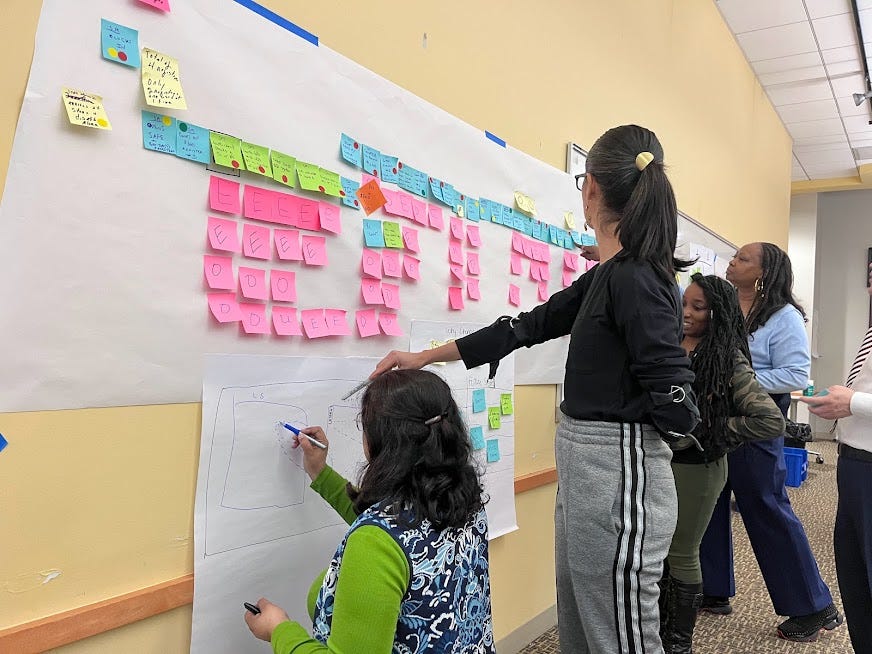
[282,423,327,449]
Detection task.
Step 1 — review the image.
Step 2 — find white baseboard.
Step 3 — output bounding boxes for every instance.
[495,605,557,654]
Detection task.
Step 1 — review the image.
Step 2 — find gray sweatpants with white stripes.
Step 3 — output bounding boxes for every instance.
[555,415,677,654]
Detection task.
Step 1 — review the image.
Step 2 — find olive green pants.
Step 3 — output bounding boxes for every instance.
[667,458,728,584]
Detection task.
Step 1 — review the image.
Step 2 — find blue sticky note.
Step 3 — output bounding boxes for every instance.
[581,233,597,246]
[340,177,360,209]
[442,184,459,209]
[486,439,501,463]
[380,154,399,183]
[175,121,211,163]
[0,432,7,454]
[532,222,543,240]
[513,214,525,231]
[362,145,380,176]
[470,426,486,451]
[560,229,574,249]
[549,225,559,244]
[101,19,141,68]
[141,111,176,154]
[362,219,386,247]
[429,177,445,202]
[571,230,582,246]
[340,133,363,168]
[523,217,535,236]
[472,388,486,413]
[415,170,430,197]
[398,163,428,197]
[465,197,480,222]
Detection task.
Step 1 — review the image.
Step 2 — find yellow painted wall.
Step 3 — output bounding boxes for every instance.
[0,0,791,651]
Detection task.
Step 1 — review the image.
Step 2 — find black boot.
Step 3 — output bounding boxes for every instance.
[658,569,670,649]
[664,577,702,654]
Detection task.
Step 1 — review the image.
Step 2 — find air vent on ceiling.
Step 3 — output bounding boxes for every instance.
[853,147,872,161]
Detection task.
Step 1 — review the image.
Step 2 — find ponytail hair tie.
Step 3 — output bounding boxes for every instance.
[635,151,655,171]
[424,414,444,426]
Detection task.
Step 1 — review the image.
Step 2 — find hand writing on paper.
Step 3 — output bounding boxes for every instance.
[294,426,329,480]
[800,386,854,420]
[579,245,600,261]
[244,598,290,641]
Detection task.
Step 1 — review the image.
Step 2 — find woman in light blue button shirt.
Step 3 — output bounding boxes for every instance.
[698,242,843,642]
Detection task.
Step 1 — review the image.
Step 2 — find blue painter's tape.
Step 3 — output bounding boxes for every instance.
[232,0,319,46]
[0,433,7,454]
[484,131,506,148]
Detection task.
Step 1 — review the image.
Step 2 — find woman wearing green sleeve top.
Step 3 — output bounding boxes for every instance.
[244,369,495,654]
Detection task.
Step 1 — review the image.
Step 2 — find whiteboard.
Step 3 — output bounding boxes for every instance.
[0,0,586,412]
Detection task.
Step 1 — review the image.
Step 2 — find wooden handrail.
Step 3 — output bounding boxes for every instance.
[0,467,557,653]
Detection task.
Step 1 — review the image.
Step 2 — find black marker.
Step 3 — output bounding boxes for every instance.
[244,602,261,615]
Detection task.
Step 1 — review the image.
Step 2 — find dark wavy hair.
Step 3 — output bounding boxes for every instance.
[745,242,807,334]
[349,369,484,529]
[586,124,694,282]
[688,274,750,452]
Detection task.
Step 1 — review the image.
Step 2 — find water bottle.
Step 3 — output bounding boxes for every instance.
[803,379,815,397]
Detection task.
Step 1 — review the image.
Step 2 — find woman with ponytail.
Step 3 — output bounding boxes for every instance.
[372,125,699,653]
[244,369,494,653]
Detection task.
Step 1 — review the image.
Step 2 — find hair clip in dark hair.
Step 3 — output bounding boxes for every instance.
[423,414,443,426]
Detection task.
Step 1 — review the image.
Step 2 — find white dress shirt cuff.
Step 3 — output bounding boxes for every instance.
[849,391,872,419]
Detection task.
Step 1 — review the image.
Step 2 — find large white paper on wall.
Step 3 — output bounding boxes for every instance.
[0,0,586,412]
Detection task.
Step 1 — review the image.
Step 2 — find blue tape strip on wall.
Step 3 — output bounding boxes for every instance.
[232,0,319,46]
[0,433,7,454]
[484,131,506,148]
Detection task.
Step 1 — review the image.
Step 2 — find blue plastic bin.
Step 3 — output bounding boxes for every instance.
[784,446,808,488]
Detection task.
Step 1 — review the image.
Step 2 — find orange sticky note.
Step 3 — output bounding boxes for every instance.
[403,255,420,281]
[356,309,380,338]
[203,255,235,290]
[428,204,445,230]
[301,235,327,266]
[539,281,550,301]
[448,286,465,310]
[270,270,297,302]
[467,279,481,301]
[466,252,480,276]
[402,227,420,253]
[509,284,521,307]
[356,179,388,216]
[240,303,270,334]
[325,309,351,336]
[274,229,302,261]
[238,266,268,300]
[319,202,342,235]
[361,279,384,305]
[273,306,302,336]
[381,283,401,310]
[361,249,382,279]
[381,250,401,278]
[301,309,330,339]
[243,223,271,260]
[510,252,522,275]
[449,240,464,265]
[467,225,481,247]
[450,217,464,241]
[207,216,240,253]
[378,311,403,336]
[208,293,242,323]
[209,176,241,215]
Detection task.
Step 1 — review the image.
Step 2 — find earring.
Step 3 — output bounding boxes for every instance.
[754,278,764,295]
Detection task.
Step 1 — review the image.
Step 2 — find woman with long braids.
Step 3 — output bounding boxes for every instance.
[660,274,784,653]
[698,243,843,641]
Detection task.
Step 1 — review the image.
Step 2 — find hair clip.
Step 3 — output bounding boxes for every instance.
[423,415,443,426]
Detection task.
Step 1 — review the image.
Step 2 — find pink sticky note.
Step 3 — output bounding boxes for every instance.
[240,303,270,334]
[448,286,465,310]
[298,199,321,232]
[203,255,235,290]
[511,232,523,254]
[356,309,381,337]
[539,281,550,301]
[411,198,428,225]
[467,279,481,301]
[449,240,464,265]
[301,309,331,339]
[272,306,302,335]
[382,250,401,278]
[529,261,542,282]
[301,235,327,266]
[325,309,351,336]
[585,258,597,272]
[378,311,404,336]
[274,191,302,227]
[208,293,242,323]
[243,223,271,260]
[562,270,574,288]
[361,249,382,279]
[396,192,414,219]
[467,225,481,248]
[243,185,277,222]
[361,278,385,305]
[209,176,241,215]
[510,252,523,275]
[138,0,171,11]
[362,173,380,188]
[271,270,297,302]
[450,264,466,282]
[381,283,401,310]
[319,202,342,234]
[402,227,420,253]
[238,266,268,300]
[207,216,241,253]
[274,229,302,261]
[564,251,579,271]
[403,255,420,281]
[450,217,465,241]
[381,189,402,217]
[509,284,521,307]
[466,252,480,276]
[538,262,551,281]
[522,239,535,260]
[428,204,445,230]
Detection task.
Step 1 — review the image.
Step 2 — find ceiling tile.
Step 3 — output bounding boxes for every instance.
[795,148,856,164]
[793,133,849,146]
[717,0,807,33]
[806,0,851,20]
[758,65,827,84]
[778,98,841,121]
[821,45,861,63]
[812,12,858,50]
[844,114,872,131]
[848,138,872,147]
[801,164,858,176]
[766,78,835,104]
[786,117,845,138]
[825,59,862,75]
[792,172,810,180]
[830,72,867,96]
[836,94,871,115]
[860,0,872,9]
[859,9,872,41]
[736,22,817,61]
[752,51,824,74]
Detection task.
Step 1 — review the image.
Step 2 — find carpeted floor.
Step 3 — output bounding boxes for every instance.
[521,439,854,653]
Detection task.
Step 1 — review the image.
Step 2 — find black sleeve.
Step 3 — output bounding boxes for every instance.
[610,262,699,434]
[455,266,595,371]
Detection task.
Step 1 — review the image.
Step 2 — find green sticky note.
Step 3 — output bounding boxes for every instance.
[296,160,322,192]
[383,221,404,248]
[271,150,297,187]
[240,141,272,177]
[318,168,342,197]
[209,132,243,169]
[500,393,514,415]
[469,426,485,450]
[488,407,501,429]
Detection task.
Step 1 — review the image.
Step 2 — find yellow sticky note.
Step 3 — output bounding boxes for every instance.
[296,160,322,192]
[488,406,501,429]
[271,150,297,187]
[564,211,576,230]
[209,132,243,169]
[62,88,111,130]
[141,47,187,109]
[319,168,342,197]
[514,191,537,216]
[240,142,272,176]
[500,393,514,415]
[383,222,404,248]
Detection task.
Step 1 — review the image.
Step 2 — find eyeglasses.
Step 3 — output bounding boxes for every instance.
[575,172,586,191]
